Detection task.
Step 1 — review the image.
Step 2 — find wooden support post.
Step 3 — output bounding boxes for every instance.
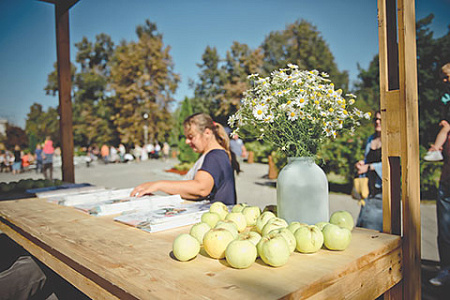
[55,4,75,183]
[378,0,421,298]
[397,0,421,298]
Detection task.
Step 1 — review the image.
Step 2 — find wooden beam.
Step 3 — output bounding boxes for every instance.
[55,3,75,183]
[397,0,421,298]
[378,0,421,298]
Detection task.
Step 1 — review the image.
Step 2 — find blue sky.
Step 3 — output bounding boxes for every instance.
[0,0,449,128]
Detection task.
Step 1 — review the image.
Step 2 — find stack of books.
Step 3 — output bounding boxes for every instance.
[114,200,211,233]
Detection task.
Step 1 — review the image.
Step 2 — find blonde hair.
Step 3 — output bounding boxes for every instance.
[441,63,450,76]
[184,113,240,173]
[184,113,230,155]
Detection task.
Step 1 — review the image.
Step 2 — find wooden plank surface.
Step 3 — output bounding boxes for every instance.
[0,198,402,300]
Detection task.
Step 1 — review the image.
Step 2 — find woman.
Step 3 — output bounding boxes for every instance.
[355,111,383,231]
[131,113,238,205]
[12,145,21,175]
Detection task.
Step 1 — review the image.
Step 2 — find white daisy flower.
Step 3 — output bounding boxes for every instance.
[253,104,267,120]
[287,109,299,121]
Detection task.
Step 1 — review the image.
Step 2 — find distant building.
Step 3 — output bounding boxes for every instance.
[0,119,7,136]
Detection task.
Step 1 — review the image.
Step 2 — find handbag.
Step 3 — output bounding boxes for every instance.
[352,177,369,200]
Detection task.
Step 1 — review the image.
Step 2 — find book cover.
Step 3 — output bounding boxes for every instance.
[114,201,211,233]
[59,188,134,206]
[75,194,183,216]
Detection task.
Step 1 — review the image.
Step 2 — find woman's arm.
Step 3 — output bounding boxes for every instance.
[130,170,214,200]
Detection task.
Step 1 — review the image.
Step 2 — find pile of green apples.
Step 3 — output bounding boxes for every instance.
[172,202,354,269]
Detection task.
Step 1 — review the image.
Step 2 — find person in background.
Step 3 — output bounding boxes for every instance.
[42,137,54,180]
[101,144,109,164]
[21,150,31,172]
[12,145,21,175]
[355,111,383,231]
[0,150,6,173]
[162,142,170,161]
[131,113,238,205]
[429,104,450,286]
[118,144,126,163]
[424,63,450,161]
[230,134,247,165]
[154,141,161,159]
[35,144,43,173]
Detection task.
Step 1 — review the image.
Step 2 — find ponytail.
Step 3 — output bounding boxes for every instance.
[184,113,241,174]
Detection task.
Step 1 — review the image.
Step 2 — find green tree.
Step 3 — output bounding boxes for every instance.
[25,103,60,147]
[353,55,380,113]
[191,46,225,118]
[218,42,264,123]
[43,34,117,147]
[177,97,198,163]
[110,20,179,145]
[5,124,28,150]
[72,34,117,146]
[260,19,349,90]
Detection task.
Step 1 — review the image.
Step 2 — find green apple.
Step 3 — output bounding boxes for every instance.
[237,231,261,246]
[294,225,324,254]
[258,234,290,267]
[189,222,211,244]
[261,217,288,236]
[242,206,261,226]
[214,220,238,238]
[172,233,200,262]
[255,211,276,233]
[225,212,247,232]
[315,221,330,231]
[329,210,354,231]
[268,228,296,254]
[225,240,257,269]
[231,203,248,213]
[209,201,229,220]
[201,212,221,228]
[287,221,307,234]
[203,228,235,259]
[322,223,352,251]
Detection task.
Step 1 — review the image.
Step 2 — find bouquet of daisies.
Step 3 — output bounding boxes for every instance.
[228,64,370,158]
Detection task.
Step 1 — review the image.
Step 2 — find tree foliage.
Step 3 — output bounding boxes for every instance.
[110,21,179,145]
[177,97,198,163]
[5,124,28,150]
[191,19,349,125]
[25,103,60,148]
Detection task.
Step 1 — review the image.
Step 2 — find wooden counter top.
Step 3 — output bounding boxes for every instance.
[0,198,402,299]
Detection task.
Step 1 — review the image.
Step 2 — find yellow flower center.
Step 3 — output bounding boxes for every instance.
[257,110,263,115]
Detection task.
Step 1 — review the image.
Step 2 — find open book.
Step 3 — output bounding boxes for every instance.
[58,188,134,206]
[74,194,183,216]
[114,201,211,233]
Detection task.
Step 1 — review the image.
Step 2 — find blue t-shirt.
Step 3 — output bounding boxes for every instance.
[35,148,43,162]
[199,149,236,205]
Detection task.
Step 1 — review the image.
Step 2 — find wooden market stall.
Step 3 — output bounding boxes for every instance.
[378,0,421,298]
[0,0,421,299]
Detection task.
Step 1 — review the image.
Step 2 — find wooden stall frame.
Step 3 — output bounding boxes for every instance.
[36,0,422,298]
[41,0,79,183]
[378,0,421,298]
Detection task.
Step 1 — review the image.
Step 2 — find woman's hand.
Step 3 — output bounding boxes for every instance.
[130,181,159,197]
[355,160,369,175]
